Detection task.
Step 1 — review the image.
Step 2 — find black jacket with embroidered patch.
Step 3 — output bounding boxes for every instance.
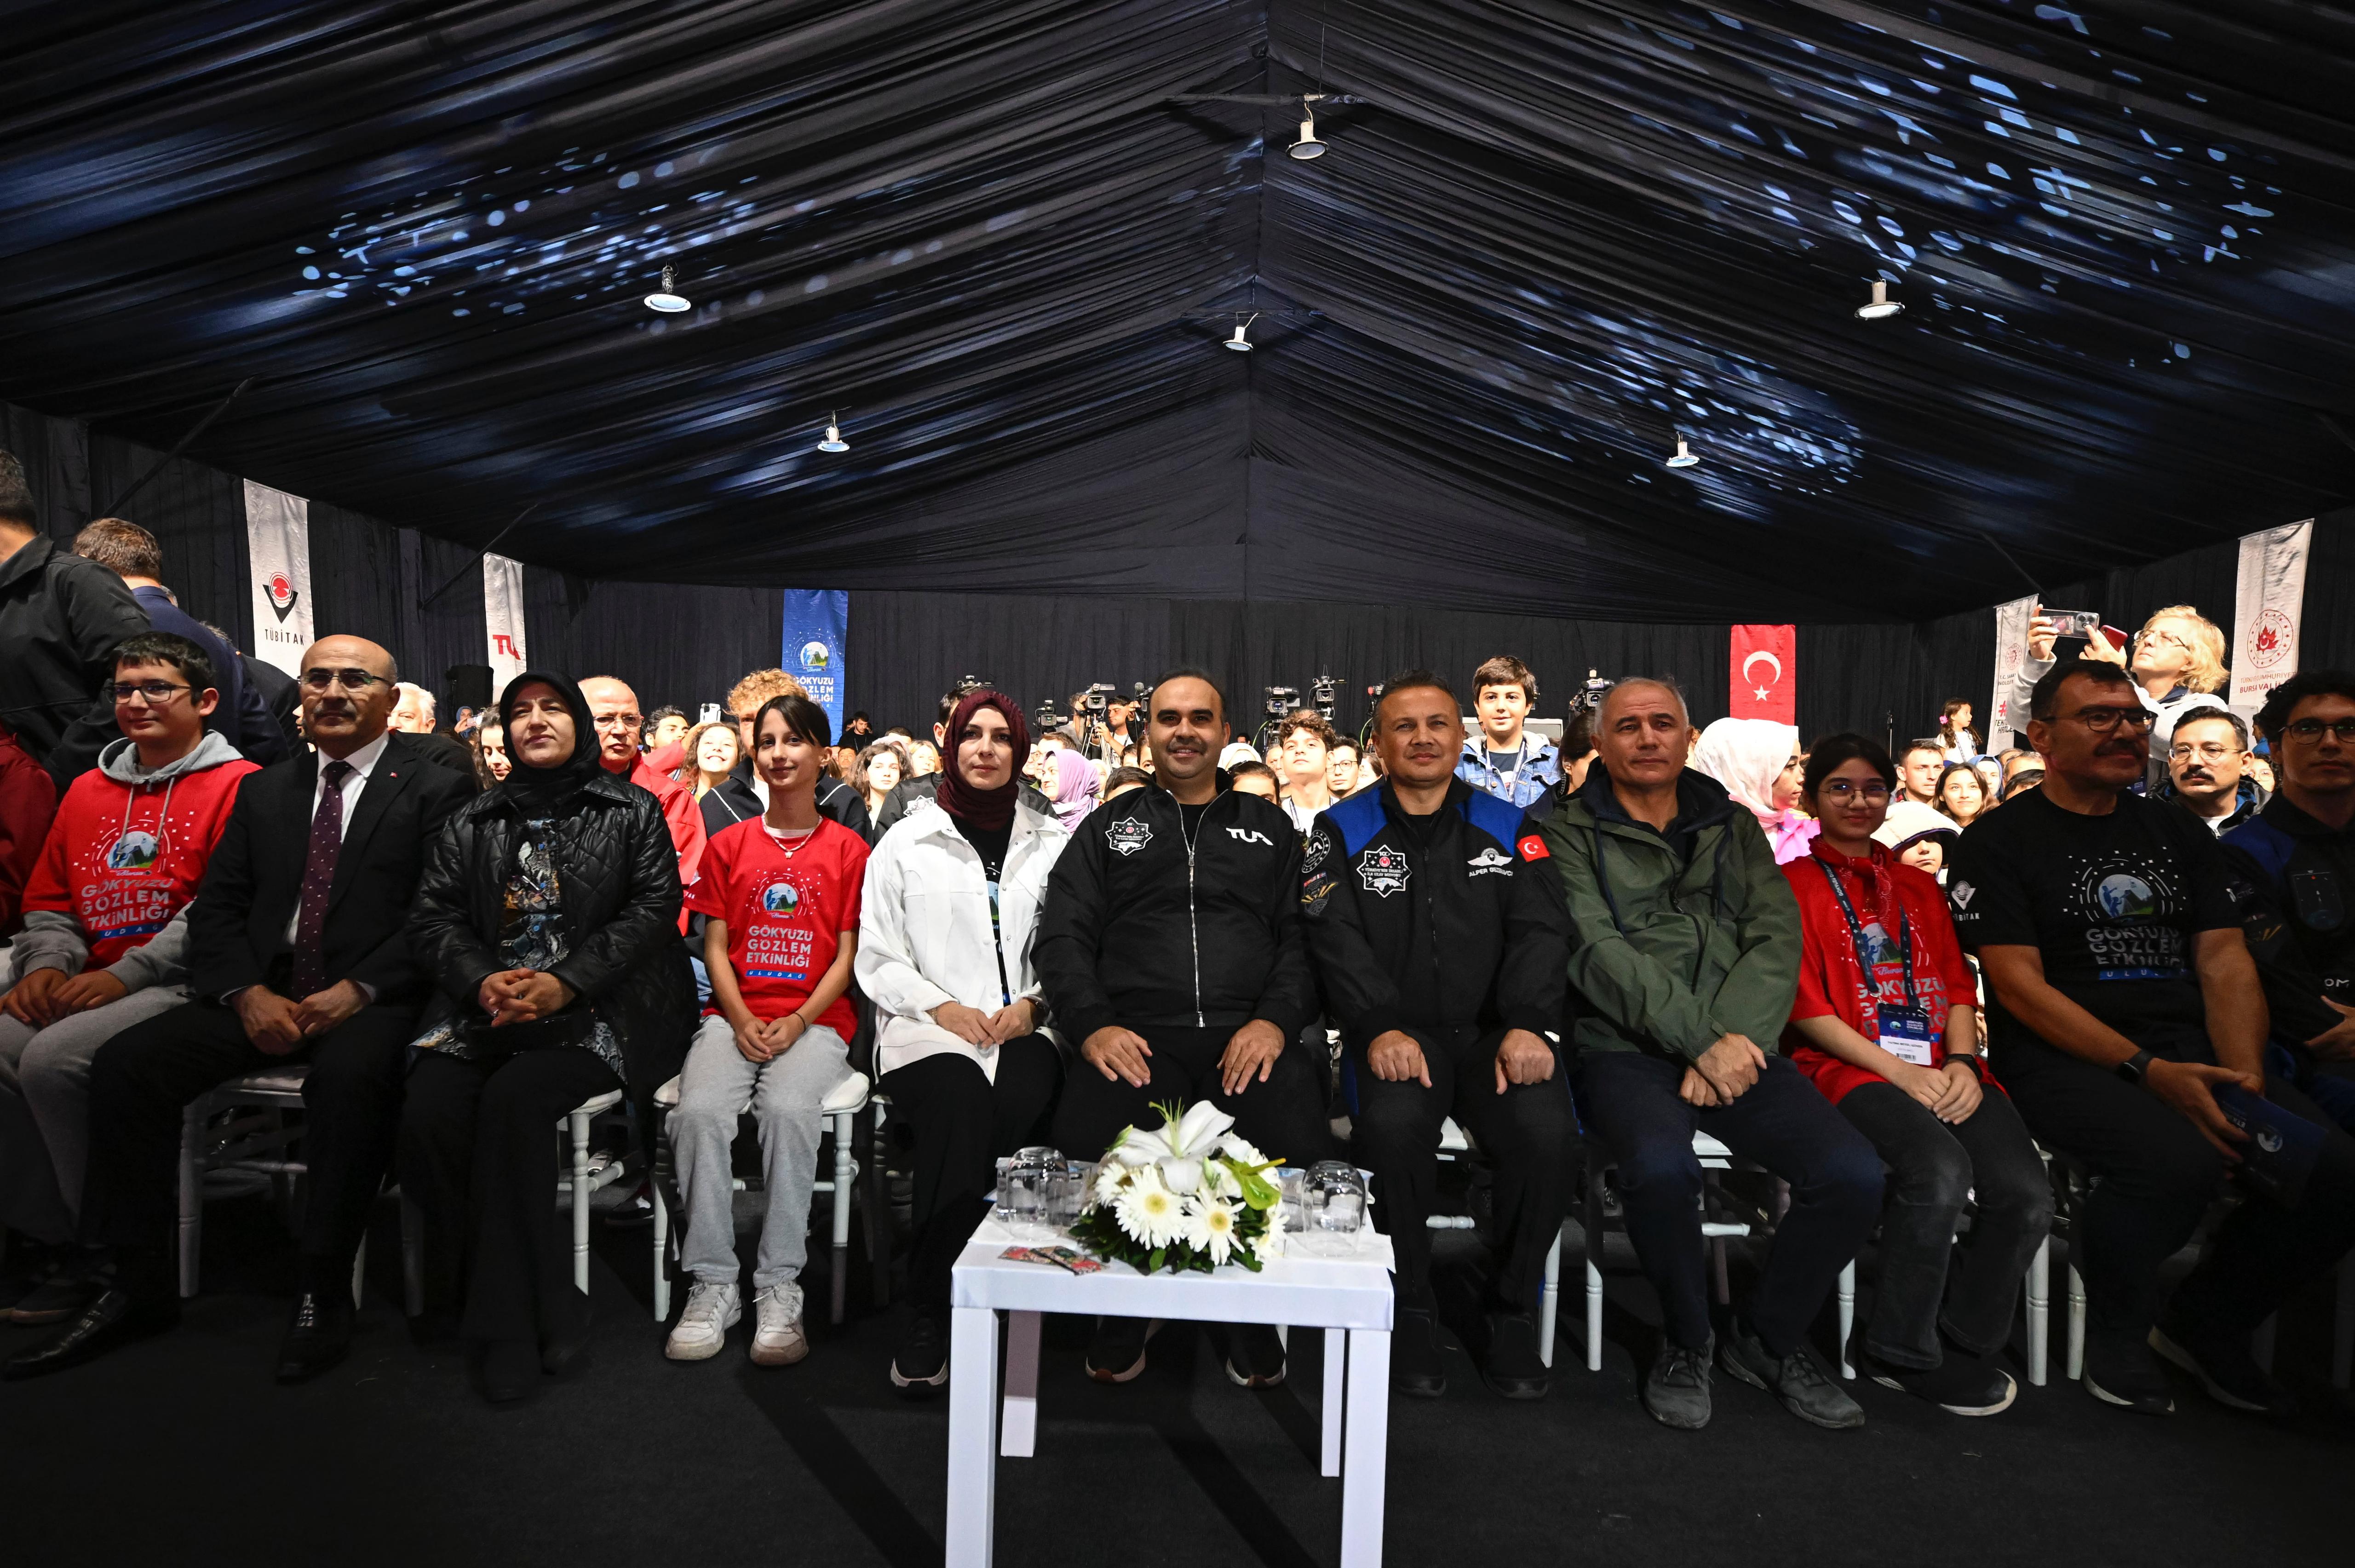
[1034,778,1317,1045]
[1299,777,1571,1047]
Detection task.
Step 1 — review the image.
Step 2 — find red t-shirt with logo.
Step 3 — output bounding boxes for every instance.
[686,815,868,1036]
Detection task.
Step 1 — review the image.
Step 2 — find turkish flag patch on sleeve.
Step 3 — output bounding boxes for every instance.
[1517,835,1549,861]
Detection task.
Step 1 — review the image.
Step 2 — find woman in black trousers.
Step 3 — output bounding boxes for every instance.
[402,671,693,1403]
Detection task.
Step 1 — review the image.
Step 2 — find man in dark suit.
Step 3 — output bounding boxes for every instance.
[6,634,472,1383]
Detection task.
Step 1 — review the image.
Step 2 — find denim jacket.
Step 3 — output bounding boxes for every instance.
[1455,733,1562,809]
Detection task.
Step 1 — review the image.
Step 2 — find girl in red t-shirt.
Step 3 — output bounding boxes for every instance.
[1780,733,2051,1418]
[667,692,868,1369]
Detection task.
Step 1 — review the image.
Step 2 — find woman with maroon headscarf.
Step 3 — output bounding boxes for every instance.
[855,689,1071,1394]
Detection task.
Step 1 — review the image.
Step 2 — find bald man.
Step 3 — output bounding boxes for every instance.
[8,636,474,1385]
[582,675,706,904]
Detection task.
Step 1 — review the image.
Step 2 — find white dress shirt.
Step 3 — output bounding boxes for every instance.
[281,730,392,945]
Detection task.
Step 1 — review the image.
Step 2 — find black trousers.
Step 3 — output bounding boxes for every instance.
[1051,1024,1333,1173]
[1836,1082,2052,1368]
[879,1038,1062,1314]
[397,1046,623,1345]
[1348,1025,1575,1313]
[1573,1051,1884,1358]
[81,999,416,1274]
[2003,1046,2355,1339]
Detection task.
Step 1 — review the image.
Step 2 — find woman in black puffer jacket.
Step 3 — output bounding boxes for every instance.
[400,670,692,1403]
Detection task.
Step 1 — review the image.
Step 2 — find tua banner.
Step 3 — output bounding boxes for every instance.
[2228,520,2311,718]
[243,480,315,675]
[1729,624,1795,724]
[483,552,529,693]
[781,589,849,740]
[1989,593,2036,747]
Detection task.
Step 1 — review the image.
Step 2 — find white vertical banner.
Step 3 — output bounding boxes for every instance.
[483,552,528,693]
[2228,520,2312,717]
[243,480,315,675]
[1989,592,2036,746]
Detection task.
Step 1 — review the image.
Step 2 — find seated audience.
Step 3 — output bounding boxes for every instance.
[401,672,692,1404]
[1783,734,2048,1416]
[0,635,259,1322]
[853,738,907,826]
[1557,707,1598,797]
[1273,709,1337,833]
[1457,656,1560,807]
[1874,801,1956,878]
[1037,669,1328,1389]
[856,691,1067,1393]
[719,669,870,840]
[1326,737,1363,800]
[7,635,471,1384]
[874,680,1044,834]
[1935,761,1987,829]
[2223,670,2355,1136]
[1228,760,1278,801]
[1102,766,1152,801]
[646,706,690,754]
[667,694,868,1369]
[1044,747,1100,832]
[1949,662,2355,1416]
[2163,710,2259,835]
[1543,677,1881,1432]
[684,720,740,814]
[470,720,511,788]
[0,726,55,940]
[1690,716,1816,864]
[1897,740,1945,808]
[1301,673,1572,1400]
[583,677,706,906]
[387,680,480,784]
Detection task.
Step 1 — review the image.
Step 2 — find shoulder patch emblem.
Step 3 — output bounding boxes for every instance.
[1949,880,1975,909]
[1467,846,1514,876]
[1106,817,1153,856]
[1358,843,1412,898]
[1304,833,1328,872]
[1517,834,1549,861]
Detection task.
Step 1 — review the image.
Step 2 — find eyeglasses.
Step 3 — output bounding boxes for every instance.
[2134,629,2192,653]
[591,714,643,732]
[2283,718,2355,745]
[1816,780,1890,803]
[2065,707,2155,734]
[2168,742,2239,762]
[299,668,389,692]
[109,681,189,704]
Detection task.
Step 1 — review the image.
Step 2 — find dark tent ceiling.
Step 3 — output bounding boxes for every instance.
[4,1,2352,621]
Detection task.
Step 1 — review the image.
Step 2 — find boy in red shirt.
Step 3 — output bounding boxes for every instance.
[0,633,258,1316]
[666,692,867,1368]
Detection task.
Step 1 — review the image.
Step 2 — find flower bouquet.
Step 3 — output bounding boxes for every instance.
[1067,1100,1283,1274]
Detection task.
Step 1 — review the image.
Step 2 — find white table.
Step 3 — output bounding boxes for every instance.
[946,1225,1396,1568]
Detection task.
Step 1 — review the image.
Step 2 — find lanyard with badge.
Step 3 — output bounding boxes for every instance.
[1816,859,1938,1065]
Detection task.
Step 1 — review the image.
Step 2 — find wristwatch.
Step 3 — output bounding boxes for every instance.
[1944,1053,1985,1081]
[2114,1048,2155,1087]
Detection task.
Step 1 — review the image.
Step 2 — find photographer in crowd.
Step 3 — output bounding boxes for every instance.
[1457,656,1560,808]
[2005,605,2229,761]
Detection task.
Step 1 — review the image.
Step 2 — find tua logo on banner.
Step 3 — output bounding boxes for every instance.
[492,633,520,658]
[1729,624,1796,724]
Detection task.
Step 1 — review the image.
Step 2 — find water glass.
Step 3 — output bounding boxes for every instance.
[1298,1161,1368,1256]
[1003,1146,1062,1238]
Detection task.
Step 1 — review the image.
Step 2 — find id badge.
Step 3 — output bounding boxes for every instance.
[1876,1005,1936,1067]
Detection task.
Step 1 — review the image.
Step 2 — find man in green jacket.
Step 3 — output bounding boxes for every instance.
[1545,679,1881,1432]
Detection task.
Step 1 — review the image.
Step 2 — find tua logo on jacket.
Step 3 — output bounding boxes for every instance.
[1227,828,1272,846]
[1358,844,1411,897]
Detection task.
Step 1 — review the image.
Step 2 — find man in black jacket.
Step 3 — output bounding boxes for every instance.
[1037,669,1329,1389]
[1302,673,1574,1400]
[0,453,151,789]
[7,635,473,1384]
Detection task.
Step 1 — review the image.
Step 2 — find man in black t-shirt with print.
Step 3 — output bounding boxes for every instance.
[1949,663,2355,1418]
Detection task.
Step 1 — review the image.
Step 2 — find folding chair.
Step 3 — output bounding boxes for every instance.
[177,1065,365,1305]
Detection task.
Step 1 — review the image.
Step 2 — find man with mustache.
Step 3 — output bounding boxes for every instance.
[1950,662,2355,1417]
[2164,710,2257,836]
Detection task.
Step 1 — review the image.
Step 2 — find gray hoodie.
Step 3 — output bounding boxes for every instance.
[5,729,246,992]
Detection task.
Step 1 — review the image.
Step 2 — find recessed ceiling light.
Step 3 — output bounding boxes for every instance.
[643,264,690,313]
[1855,278,1903,320]
[1665,438,1700,469]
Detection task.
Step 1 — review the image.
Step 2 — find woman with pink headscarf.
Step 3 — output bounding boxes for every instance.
[1045,747,1100,831]
[1690,716,1818,864]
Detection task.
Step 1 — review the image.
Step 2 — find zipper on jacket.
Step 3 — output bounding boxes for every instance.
[1169,787,1206,1027]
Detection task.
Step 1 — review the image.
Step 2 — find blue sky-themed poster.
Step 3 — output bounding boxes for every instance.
[781,589,848,741]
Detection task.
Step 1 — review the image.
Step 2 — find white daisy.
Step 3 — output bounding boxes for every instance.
[1197,1198,1242,1265]
[1115,1168,1183,1248]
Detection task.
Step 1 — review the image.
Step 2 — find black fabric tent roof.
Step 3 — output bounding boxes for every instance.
[4,1,2350,620]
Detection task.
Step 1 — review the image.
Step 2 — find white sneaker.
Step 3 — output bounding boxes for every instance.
[751,1282,808,1366]
[665,1280,741,1361]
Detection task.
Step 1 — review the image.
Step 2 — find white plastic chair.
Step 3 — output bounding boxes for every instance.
[647,1070,870,1322]
[176,1064,364,1305]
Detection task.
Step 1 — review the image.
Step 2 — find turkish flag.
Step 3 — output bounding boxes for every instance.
[1729,624,1795,723]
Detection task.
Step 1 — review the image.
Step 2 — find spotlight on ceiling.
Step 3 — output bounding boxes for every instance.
[817,412,849,454]
[643,265,691,314]
[1288,106,1327,160]
[1224,312,1258,352]
[1664,438,1700,470]
[1855,278,1903,320]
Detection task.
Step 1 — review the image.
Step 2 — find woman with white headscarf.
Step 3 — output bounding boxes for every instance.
[1690,716,1817,864]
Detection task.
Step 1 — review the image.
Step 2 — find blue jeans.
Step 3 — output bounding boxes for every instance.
[1572,1052,1883,1357]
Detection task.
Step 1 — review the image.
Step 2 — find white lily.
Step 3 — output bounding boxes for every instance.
[1169,1100,1236,1159]
[1216,1131,1266,1168]
[1106,1122,1172,1168]
[1161,1156,1204,1195]
[1200,1159,1237,1198]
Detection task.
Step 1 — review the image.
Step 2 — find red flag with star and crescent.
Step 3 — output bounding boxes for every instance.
[1729,624,1795,723]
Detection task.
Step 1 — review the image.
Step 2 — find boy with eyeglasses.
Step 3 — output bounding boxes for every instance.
[1949,662,2355,1416]
[0,633,259,1322]
[2222,670,2355,1137]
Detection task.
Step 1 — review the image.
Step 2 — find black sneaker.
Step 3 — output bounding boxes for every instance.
[1480,1310,1549,1401]
[1720,1323,1866,1430]
[1225,1322,1287,1389]
[2081,1328,2173,1415]
[1643,1336,1714,1429]
[890,1310,949,1397]
[1868,1351,2018,1416]
[1392,1306,1447,1398]
[2150,1318,2298,1417]
[1086,1316,1156,1383]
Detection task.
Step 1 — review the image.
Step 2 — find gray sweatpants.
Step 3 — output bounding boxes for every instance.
[672,1015,850,1289]
[0,984,191,1243]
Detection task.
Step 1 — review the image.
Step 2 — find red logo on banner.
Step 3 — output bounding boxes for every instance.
[1730,624,1795,723]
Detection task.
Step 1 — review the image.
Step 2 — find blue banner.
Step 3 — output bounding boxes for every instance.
[780,589,850,742]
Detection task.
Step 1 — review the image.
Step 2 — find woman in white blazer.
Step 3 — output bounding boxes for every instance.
[856,690,1070,1396]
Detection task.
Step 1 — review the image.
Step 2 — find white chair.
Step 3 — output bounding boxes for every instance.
[647,1070,871,1322]
[177,1064,364,1306]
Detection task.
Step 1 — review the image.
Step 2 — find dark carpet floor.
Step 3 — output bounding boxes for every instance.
[1,1182,2346,1568]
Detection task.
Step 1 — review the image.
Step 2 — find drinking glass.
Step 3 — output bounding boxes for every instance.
[1299,1161,1368,1257]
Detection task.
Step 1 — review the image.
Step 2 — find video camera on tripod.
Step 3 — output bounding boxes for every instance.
[1310,672,1340,722]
